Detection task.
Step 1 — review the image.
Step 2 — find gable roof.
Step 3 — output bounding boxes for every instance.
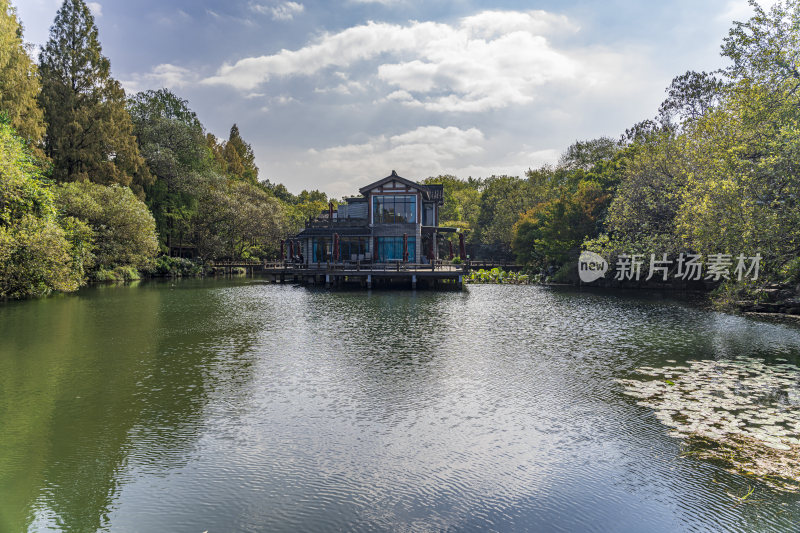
[359,170,442,203]
[359,170,425,194]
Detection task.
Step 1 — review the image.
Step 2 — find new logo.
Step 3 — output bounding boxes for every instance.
[578,251,608,283]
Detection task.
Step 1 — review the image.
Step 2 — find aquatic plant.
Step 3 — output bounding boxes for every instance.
[466,268,529,284]
[617,357,800,492]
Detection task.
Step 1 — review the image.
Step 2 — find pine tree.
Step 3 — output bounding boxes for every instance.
[223,140,245,180]
[206,133,227,173]
[0,0,45,145]
[38,0,149,195]
[226,123,258,183]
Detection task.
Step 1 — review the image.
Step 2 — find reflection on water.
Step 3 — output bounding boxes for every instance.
[1,281,799,532]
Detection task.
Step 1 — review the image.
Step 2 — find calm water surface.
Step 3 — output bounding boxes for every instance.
[1,279,800,532]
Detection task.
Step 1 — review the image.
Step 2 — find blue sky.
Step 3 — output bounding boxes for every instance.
[16,0,771,197]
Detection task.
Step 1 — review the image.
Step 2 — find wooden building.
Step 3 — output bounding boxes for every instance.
[292,171,457,265]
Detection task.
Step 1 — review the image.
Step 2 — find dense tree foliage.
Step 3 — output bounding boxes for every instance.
[38,0,148,193]
[590,0,800,284]
[128,89,208,251]
[0,0,45,146]
[513,181,610,270]
[0,122,88,298]
[422,175,481,230]
[54,182,158,272]
[226,124,258,183]
[192,178,286,260]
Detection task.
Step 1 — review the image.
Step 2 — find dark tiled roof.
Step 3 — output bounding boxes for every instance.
[425,184,443,202]
[358,170,444,204]
[297,226,370,237]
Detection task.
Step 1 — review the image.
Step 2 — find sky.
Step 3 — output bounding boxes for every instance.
[15,0,772,198]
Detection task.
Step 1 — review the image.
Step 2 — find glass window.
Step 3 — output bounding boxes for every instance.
[340,237,368,261]
[423,203,434,226]
[372,195,416,224]
[376,237,416,262]
[312,237,331,262]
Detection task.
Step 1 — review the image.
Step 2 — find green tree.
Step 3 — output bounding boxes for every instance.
[128,89,209,251]
[670,0,800,276]
[262,180,296,204]
[0,0,45,146]
[605,131,686,254]
[422,175,482,229]
[676,84,800,273]
[0,122,88,298]
[722,0,800,97]
[557,137,620,171]
[657,70,726,124]
[513,181,610,269]
[475,175,536,258]
[38,0,148,194]
[54,182,158,271]
[191,178,287,260]
[225,124,258,183]
[223,140,245,180]
[206,133,227,172]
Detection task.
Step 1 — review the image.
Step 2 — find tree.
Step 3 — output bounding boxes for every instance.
[513,181,609,270]
[0,122,88,298]
[54,182,158,271]
[128,89,209,250]
[0,0,45,146]
[657,70,726,124]
[475,175,536,258]
[605,131,686,254]
[225,124,258,183]
[676,83,800,274]
[206,133,227,172]
[261,180,295,204]
[38,0,148,194]
[223,140,245,179]
[722,0,800,97]
[191,177,287,260]
[422,175,482,228]
[557,137,620,171]
[668,0,800,277]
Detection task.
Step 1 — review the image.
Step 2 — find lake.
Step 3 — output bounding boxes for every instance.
[1,279,799,532]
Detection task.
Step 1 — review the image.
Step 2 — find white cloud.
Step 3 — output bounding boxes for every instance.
[460,10,578,39]
[348,0,403,4]
[200,10,630,112]
[296,128,566,198]
[307,126,484,187]
[273,94,297,105]
[87,2,102,17]
[250,1,305,21]
[121,64,197,94]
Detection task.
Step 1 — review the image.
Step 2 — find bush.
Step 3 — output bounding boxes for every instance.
[0,123,88,298]
[143,255,204,277]
[91,266,141,282]
[780,257,800,286]
[54,182,158,271]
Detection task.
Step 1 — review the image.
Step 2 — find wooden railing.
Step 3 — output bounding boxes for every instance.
[209,260,262,267]
[263,260,465,272]
[466,261,523,271]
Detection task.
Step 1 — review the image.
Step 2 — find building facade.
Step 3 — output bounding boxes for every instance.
[293,171,455,264]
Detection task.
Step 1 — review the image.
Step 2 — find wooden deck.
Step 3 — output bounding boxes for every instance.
[262,261,466,289]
